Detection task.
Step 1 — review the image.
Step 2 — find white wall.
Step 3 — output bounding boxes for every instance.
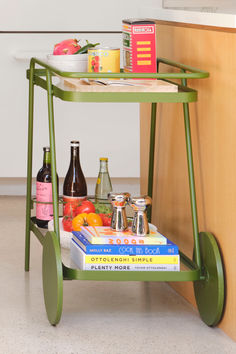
[0,177,140,197]
[0,1,158,183]
[0,0,158,31]
[0,33,140,179]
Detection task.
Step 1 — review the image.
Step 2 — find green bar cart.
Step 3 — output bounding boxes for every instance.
[25,57,224,327]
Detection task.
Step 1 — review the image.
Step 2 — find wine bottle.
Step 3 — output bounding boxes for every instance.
[63,141,87,216]
[36,147,58,228]
[95,157,112,202]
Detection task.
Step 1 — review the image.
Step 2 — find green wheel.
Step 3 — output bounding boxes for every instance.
[42,231,63,325]
[194,232,224,327]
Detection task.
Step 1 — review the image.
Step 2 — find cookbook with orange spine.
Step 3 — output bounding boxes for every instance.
[79,226,167,245]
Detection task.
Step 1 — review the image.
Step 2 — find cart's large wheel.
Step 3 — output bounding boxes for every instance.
[42,231,63,325]
[194,232,224,327]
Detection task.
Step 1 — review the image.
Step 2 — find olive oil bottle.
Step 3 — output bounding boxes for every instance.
[95,157,112,202]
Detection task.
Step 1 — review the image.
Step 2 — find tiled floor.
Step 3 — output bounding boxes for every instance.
[0,196,235,354]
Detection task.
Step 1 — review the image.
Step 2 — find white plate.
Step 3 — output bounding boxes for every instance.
[48,218,72,249]
[48,218,158,250]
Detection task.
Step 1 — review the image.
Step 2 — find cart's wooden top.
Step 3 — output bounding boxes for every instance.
[59,77,178,93]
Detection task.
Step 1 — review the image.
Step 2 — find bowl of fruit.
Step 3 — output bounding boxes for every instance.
[47,38,99,72]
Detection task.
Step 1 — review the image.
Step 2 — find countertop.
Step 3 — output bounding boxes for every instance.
[140,4,236,29]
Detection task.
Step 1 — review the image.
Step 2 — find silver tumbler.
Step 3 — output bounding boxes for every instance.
[129,196,152,236]
[108,192,130,231]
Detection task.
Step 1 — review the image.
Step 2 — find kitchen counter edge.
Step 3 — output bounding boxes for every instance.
[139,6,236,30]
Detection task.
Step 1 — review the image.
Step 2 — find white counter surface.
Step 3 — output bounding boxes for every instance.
[140,4,236,29]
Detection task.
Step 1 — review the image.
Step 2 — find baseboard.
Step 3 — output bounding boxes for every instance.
[0,177,140,196]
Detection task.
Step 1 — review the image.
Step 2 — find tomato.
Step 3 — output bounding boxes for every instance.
[94,64,99,72]
[72,213,88,231]
[75,200,95,216]
[72,212,102,231]
[86,213,103,227]
[63,202,78,218]
[62,215,73,232]
[99,213,112,226]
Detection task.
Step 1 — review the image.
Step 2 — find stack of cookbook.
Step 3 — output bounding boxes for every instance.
[70,226,180,272]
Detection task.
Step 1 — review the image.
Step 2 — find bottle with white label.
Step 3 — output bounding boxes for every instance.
[63,141,87,216]
[95,157,112,202]
[36,147,58,228]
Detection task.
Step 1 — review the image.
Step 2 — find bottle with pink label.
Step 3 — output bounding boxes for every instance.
[36,147,58,228]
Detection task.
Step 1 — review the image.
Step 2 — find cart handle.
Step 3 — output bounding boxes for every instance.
[29,57,209,80]
[157,57,209,78]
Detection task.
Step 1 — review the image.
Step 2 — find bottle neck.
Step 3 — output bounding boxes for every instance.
[99,160,108,173]
[70,146,80,166]
[43,150,51,167]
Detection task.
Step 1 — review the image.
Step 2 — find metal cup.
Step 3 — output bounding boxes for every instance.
[108,192,130,231]
[129,196,152,236]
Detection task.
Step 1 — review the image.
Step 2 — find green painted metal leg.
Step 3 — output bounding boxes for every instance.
[183,102,201,270]
[181,72,201,269]
[43,231,63,325]
[25,60,35,271]
[147,102,157,222]
[46,70,60,241]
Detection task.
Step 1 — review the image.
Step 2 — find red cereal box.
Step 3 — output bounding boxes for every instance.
[122,19,157,73]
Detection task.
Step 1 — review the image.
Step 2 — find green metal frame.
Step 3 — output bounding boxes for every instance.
[25,57,209,284]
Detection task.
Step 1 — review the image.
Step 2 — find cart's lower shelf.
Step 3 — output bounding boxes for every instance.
[62,252,200,282]
[31,219,200,283]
